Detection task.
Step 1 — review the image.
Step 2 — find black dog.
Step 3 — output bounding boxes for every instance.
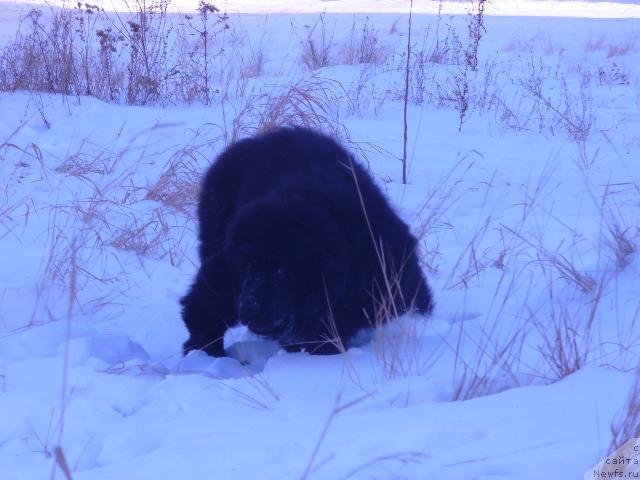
[181,127,432,357]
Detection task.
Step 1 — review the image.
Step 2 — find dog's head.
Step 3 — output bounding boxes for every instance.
[226,199,349,349]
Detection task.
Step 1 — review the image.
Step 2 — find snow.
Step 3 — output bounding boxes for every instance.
[1,1,640,479]
[4,0,640,17]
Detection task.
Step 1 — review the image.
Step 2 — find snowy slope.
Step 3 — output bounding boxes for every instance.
[0,2,639,480]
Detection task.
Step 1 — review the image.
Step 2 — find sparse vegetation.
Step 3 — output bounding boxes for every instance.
[1,5,640,476]
[297,12,335,70]
[339,16,388,66]
[610,366,640,454]
[0,1,229,105]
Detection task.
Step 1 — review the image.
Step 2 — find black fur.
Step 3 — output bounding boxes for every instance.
[181,127,432,357]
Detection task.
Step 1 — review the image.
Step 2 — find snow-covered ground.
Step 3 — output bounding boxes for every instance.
[1,1,639,479]
[3,0,640,16]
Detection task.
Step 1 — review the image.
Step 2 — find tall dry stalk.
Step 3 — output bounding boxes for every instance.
[51,237,78,480]
[401,0,413,185]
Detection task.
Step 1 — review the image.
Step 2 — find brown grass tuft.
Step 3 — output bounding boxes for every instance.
[146,150,202,213]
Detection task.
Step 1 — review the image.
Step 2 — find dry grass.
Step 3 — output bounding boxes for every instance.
[26,412,56,459]
[223,76,351,146]
[447,202,630,395]
[220,373,280,411]
[522,74,596,146]
[339,17,389,66]
[451,329,527,401]
[0,13,638,480]
[340,153,440,381]
[597,62,630,86]
[320,284,349,356]
[53,446,73,480]
[0,192,29,241]
[606,35,638,58]
[503,223,597,294]
[32,201,127,326]
[436,148,639,395]
[298,392,372,480]
[0,1,229,105]
[0,7,79,96]
[1,1,637,419]
[604,208,638,272]
[450,269,530,400]
[368,253,436,381]
[255,77,345,136]
[445,215,492,289]
[145,149,202,213]
[21,128,208,327]
[55,138,125,176]
[337,452,426,480]
[298,12,335,70]
[296,13,391,70]
[242,48,265,79]
[530,272,607,381]
[109,208,176,260]
[371,313,438,382]
[585,35,605,53]
[413,157,476,274]
[609,366,640,454]
[51,233,79,480]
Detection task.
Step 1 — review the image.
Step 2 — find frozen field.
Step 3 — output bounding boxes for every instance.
[0,1,639,479]
[3,0,640,16]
